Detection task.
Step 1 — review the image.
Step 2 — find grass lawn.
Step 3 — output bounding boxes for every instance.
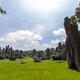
[0,58,79,80]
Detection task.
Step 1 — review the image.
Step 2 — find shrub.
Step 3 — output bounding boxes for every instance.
[41,57,47,60]
[9,57,16,61]
[41,56,50,60]
[0,56,4,60]
[34,57,41,62]
[52,55,62,60]
[5,56,9,59]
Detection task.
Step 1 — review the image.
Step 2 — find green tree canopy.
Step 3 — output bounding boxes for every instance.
[75,3,80,23]
[0,7,6,14]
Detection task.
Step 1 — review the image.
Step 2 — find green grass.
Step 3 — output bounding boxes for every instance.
[0,58,79,80]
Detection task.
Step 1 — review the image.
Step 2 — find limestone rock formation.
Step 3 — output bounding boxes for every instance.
[64,17,80,70]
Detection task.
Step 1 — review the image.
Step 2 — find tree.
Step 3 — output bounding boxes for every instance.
[75,3,80,23]
[46,48,51,59]
[32,49,37,57]
[0,7,6,14]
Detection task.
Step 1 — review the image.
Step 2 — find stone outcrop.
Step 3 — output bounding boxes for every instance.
[64,17,80,70]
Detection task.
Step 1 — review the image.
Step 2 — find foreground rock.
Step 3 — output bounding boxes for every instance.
[64,17,80,71]
[20,62,26,64]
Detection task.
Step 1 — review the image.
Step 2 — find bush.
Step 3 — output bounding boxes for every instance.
[9,57,16,61]
[34,57,41,62]
[5,56,9,59]
[52,55,62,60]
[41,56,50,60]
[41,57,47,60]
[0,56,4,60]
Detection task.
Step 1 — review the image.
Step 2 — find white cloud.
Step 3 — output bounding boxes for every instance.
[53,28,65,36]
[25,41,40,50]
[38,39,65,50]
[0,30,42,43]
[41,44,51,50]
[0,30,43,50]
[62,39,66,42]
[33,24,45,34]
[22,39,61,50]
[51,39,61,48]
[0,29,66,50]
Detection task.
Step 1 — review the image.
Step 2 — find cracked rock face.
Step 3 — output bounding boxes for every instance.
[64,17,80,71]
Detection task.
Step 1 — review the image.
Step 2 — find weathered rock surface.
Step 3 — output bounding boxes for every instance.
[64,17,80,70]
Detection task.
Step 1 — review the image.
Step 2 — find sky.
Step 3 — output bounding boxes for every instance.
[0,0,79,50]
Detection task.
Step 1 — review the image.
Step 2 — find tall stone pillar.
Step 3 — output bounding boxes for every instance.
[64,17,80,70]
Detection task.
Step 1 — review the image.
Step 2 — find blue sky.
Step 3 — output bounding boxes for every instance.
[0,0,79,50]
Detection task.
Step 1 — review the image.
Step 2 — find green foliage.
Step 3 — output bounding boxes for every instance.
[0,7,6,14]
[23,51,32,57]
[33,57,41,62]
[52,51,62,60]
[75,3,80,23]
[49,48,55,54]
[70,15,76,25]
[69,3,80,24]
[41,56,48,60]
[0,45,25,60]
